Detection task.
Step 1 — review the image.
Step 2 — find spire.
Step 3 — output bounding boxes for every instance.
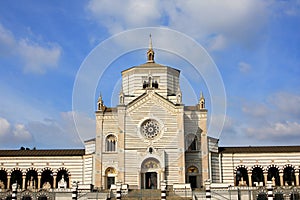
[176,87,182,104]
[147,34,155,63]
[119,87,124,105]
[97,93,105,111]
[199,91,205,109]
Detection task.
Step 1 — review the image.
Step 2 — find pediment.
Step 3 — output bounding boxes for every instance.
[127,90,178,114]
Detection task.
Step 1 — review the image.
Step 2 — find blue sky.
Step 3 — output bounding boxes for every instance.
[0,0,299,149]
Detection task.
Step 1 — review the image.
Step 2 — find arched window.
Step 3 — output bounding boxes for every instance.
[106,134,117,152]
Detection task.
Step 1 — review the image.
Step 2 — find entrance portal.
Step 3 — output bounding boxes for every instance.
[145,172,157,189]
[107,177,115,189]
[189,176,197,188]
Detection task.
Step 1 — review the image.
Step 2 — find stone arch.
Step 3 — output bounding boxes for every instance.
[105,167,117,190]
[41,167,54,189]
[25,168,38,190]
[37,191,50,200]
[234,165,249,186]
[250,165,264,187]
[186,165,200,189]
[141,158,160,171]
[56,167,70,188]
[21,191,33,200]
[10,168,23,189]
[141,158,160,189]
[283,164,296,186]
[266,164,280,186]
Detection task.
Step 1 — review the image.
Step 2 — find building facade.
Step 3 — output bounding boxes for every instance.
[0,41,300,195]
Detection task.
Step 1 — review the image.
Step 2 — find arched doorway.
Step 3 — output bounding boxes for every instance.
[105,167,116,189]
[187,166,199,189]
[141,158,160,189]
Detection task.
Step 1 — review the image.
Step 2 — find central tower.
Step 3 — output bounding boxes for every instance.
[94,38,208,190]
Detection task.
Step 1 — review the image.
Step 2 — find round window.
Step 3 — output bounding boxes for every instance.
[141,119,160,139]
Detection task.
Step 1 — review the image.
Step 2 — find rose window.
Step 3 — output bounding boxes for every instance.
[141,120,160,139]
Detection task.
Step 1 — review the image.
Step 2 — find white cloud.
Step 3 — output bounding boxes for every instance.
[229,92,300,144]
[207,34,227,51]
[241,103,269,117]
[18,39,62,74]
[61,111,95,141]
[87,0,162,34]
[0,24,16,56]
[12,124,32,141]
[0,117,10,136]
[268,92,300,117]
[0,117,33,147]
[86,0,271,50]
[238,62,252,73]
[246,121,300,139]
[0,23,62,74]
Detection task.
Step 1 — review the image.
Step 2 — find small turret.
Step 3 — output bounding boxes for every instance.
[147,34,155,63]
[198,91,205,109]
[119,87,124,105]
[176,87,182,104]
[97,93,106,111]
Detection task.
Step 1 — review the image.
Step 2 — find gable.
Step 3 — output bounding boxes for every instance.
[127,90,178,115]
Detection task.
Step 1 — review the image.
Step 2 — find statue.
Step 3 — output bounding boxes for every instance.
[58,175,67,189]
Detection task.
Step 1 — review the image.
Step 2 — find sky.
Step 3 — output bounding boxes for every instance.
[0,0,300,149]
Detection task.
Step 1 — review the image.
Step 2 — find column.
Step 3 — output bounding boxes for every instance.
[263,172,268,186]
[279,171,284,186]
[137,170,140,189]
[295,170,299,186]
[248,172,252,187]
[22,174,26,189]
[234,173,237,186]
[7,175,11,189]
[53,174,57,188]
[68,175,72,188]
[157,171,160,189]
[205,180,211,199]
[161,169,165,183]
[38,174,41,189]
